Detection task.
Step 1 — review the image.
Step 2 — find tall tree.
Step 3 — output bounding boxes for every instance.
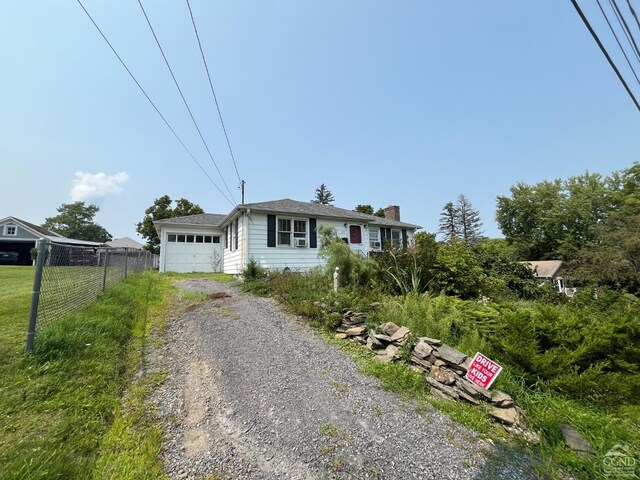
[496,172,612,260]
[456,194,484,244]
[136,195,204,253]
[354,204,374,215]
[438,195,483,244]
[43,201,112,242]
[311,183,335,205]
[438,202,459,243]
[374,208,386,218]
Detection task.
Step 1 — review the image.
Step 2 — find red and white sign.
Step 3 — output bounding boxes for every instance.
[465,352,502,390]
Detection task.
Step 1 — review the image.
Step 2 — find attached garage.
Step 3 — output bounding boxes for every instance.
[163,233,222,273]
[154,213,227,274]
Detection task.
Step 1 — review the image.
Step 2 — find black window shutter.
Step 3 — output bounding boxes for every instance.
[267,215,276,247]
[309,218,317,248]
[402,229,408,248]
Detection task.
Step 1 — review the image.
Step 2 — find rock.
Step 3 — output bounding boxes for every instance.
[455,377,491,401]
[378,322,400,337]
[375,344,400,363]
[335,333,348,340]
[459,357,472,374]
[429,388,453,401]
[366,332,384,349]
[490,407,520,426]
[428,365,457,386]
[390,326,410,344]
[412,339,433,359]
[432,344,467,365]
[491,390,514,408]
[434,359,446,367]
[369,302,383,310]
[426,376,459,399]
[344,326,367,336]
[354,335,367,344]
[456,389,481,405]
[560,425,596,458]
[409,354,434,370]
[423,337,442,346]
[373,333,393,343]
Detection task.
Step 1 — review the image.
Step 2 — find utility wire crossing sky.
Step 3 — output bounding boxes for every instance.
[1,1,639,240]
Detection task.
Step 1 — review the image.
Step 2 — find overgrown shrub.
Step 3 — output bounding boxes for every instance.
[318,225,378,287]
[243,257,265,281]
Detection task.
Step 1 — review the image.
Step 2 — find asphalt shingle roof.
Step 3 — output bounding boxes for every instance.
[238,199,421,229]
[155,213,227,227]
[523,260,563,278]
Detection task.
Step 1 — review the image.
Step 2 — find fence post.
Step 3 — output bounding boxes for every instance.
[124,248,128,278]
[26,238,47,352]
[333,267,340,293]
[102,249,109,291]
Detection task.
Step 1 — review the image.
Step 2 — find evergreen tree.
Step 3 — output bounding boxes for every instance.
[438,195,483,244]
[374,208,386,218]
[456,194,483,244]
[438,202,459,243]
[311,183,335,205]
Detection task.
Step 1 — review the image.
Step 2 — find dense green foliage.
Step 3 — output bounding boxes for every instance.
[43,201,112,242]
[136,195,204,254]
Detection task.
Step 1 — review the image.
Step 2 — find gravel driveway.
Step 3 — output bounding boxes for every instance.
[151,278,538,480]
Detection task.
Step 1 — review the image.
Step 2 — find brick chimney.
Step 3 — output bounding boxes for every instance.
[383,205,400,221]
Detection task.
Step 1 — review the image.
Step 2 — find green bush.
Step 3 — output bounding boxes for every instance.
[243,257,265,281]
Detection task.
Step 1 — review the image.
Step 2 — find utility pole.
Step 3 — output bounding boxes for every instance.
[241,180,245,205]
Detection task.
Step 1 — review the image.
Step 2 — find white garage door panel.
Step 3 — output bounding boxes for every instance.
[164,234,222,273]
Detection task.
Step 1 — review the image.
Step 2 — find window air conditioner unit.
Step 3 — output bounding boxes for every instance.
[371,241,381,249]
[294,238,307,247]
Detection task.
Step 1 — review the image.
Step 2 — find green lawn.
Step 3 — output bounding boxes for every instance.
[0,267,172,480]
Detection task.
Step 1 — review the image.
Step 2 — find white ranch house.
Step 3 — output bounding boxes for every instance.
[154,199,421,274]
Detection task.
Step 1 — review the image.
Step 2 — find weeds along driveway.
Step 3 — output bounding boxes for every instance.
[152,278,537,480]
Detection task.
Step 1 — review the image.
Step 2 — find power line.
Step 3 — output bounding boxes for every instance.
[625,0,640,33]
[185,0,242,185]
[570,0,640,112]
[609,0,640,61]
[597,0,640,86]
[137,0,238,204]
[75,0,236,208]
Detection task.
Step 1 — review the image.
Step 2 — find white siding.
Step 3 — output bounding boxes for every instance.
[244,213,372,272]
[223,213,245,274]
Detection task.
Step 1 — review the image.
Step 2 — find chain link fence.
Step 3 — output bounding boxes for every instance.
[26,239,159,351]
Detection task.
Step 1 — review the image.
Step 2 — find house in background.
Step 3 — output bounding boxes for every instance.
[105,237,145,250]
[523,260,576,295]
[0,216,103,265]
[154,199,421,274]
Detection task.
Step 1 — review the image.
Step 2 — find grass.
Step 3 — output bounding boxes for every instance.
[0,266,172,480]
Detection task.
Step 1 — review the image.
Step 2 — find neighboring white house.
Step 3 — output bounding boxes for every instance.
[154,199,421,274]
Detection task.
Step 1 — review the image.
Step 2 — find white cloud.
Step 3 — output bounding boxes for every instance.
[70,171,130,202]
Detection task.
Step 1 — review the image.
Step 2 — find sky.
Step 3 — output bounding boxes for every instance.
[1,1,639,241]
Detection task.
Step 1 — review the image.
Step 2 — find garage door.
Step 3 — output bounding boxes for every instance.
[164,233,222,273]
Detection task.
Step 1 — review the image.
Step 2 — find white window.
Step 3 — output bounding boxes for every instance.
[391,229,401,247]
[369,229,380,249]
[278,218,307,246]
[4,225,17,236]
